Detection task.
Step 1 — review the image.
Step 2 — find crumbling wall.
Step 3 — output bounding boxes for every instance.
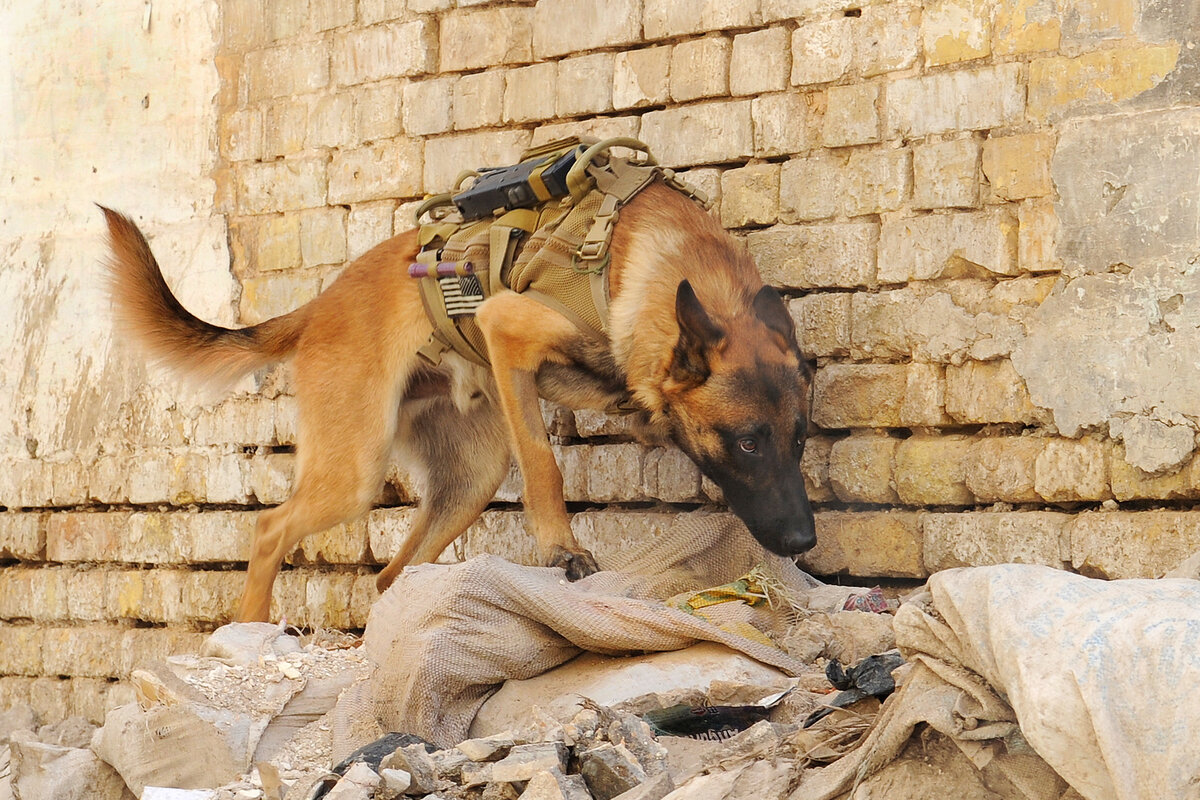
[4,0,1200,726]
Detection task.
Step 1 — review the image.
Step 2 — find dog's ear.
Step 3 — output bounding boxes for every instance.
[752,284,796,345]
[670,280,724,386]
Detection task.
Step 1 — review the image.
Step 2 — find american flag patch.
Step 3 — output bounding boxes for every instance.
[441,274,484,317]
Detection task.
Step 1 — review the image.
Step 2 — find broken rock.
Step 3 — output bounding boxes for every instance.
[325,761,381,800]
[520,769,593,800]
[8,731,130,800]
[578,742,647,800]
[491,742,570,783]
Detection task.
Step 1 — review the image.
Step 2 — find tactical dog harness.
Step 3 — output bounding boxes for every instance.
[410,137,708,367]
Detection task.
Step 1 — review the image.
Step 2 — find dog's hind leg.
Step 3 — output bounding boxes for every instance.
[375,392,512,592]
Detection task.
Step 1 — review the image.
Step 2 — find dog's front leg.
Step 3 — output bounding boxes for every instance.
[476,291,599,579]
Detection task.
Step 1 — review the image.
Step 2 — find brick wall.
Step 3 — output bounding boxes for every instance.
[5,0,1200,724]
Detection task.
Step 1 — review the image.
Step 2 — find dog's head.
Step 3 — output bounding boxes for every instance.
[662,280,816,557]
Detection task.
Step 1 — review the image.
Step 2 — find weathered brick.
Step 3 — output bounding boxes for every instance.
[823,83,880,147]
[66,568,111,621]
[1071,511,1200,579]
[902,363,952,427]
[992,0,1060,55]
[453,70,506,130]
[747,222,877,289]
[922,0,991,66]
[791,18,852,85]
[842,147,910,216]
[730,27,789,96]
[801,436,836,503]
[110,568,187,624]
[1017,198,1060,273]
[354,83,403,142]
[670,36,731,103]
[944,360,1041,425]
[119,628,209,675]
[0,624,45,674]
[232,213,301,274]
[333,20,434,85]
[0,513,44,560]
[532,117,642,149]
[423,130,532,197]
[878,207,1018,283]
[752,92,815,157]
[299,206,348,268]
[42,626,126,678]
[240,271,323,324]
[894,436,974,506]
[801,511,925,578]
[613,47,671,110]
[303,572,362,629]
[219,108,263,163]
[307,93,355,149]
[720,164,779,228]
[292,517,371,566]
[358,0,415,23]
[856,1,921,76]
[1109,443,1200,502]
[1060,0,1136,44]
[789,292,850,358]
[887,64,1024,139]
[244,42,329,101]
[762,0,848,21]
[557,54,615,118]
[503,62,558,124]
[29,677,71,725]
[262,99,307,158]
[329,139,423,204]
[913,137,980,210]
[190,397,281,447]
[964,436,1044,503]
[643,0,757,39]
[643,447,703,503]
[813,364,907,429]
[982,133,1055,201]
[0,568,66,622]
[403,77,455,136]
[828,435,898,504]
[1034,438,1112,502]
[440,7,533,72]
[924,512,1070,572]
[779,152,840,223]
[236,159,328,215]
[182,571,242,625]
[639,101,753,167]
[850,289,917,360]
[533,0,641,59]
[266,0,308,40]
[1029,46,1180,121]
[347,201,396,259]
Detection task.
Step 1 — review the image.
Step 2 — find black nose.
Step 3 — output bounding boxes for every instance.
[780,528,816,555]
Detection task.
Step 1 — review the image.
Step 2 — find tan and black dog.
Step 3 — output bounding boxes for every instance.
[101,180,815,622]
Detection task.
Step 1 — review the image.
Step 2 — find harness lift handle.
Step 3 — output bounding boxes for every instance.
[566,137,657,202]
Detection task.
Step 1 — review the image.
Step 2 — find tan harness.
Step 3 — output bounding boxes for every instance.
[410,137,708,367]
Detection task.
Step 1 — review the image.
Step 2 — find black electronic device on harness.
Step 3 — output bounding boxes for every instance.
[452,147,579,221]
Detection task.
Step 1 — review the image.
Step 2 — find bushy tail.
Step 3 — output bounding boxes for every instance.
[99,206,307,386]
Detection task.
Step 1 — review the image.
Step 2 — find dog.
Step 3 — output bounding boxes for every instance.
[100,179,816,622]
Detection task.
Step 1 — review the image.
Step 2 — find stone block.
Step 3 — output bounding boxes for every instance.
[262,99,308,158]
[424,131,532,193]
[791,18,853,85]
[66,569,110,621]
[643,0,757,39]
[642,447,703,503]
[944,360,1041,425]
[440,7,533,72]
[490,742,570,783]
[842,147,910,217]
[639,101,753,167]
[886,64,1023,138]
[894,435,974,506]
[28,678,71,727]
[913,137,980,210]
[789,293,850,358]
[403,77,455,136]
[752,92,815,157]
[1034,438,1112,502]
[110,568,188,624]
[746,222,877,289]
[613,47,671,110]
[332,20,434,85]
[557,53,615,118]
[1070,511,1200,580]
[533,0,641,59]
[779,151,841,223]
[579,743,647,799]
[901,363,952,427]
[531,117,641,149]
[303,572,361,628]
[354,83,403,142]
[119,628,209,675]
[47,511,127,563]
[730,27,790,96]
[1109,443,1200,502]
[358,0,416,22]
[856,1,921,76]
[982,133,1054,201]
[720,164,779,228]
[1061,0,1136,43]
[182,571,242,625]
[244,42,330,101]
[307,93,355,149]
[828,435,898,504]
[670,36,730,103]
[1017,198,1060,273]
[801,511,925,578]
[964,436,1044,503]
[453,71,505,131]
[232,214,301,275]
[812,364,907,429]
[993,0,1061,54]
[878,207,1018,283]
[299,206,348,268]
[524,769,593,800]
[0,568,68,622]
[219,108,262,163]
[504,62,558,123]
[240,271,323,324]
[801,436,836,503]
[0,512,44,560]
[850,289,918,360]
[922,0,991,66]
[924,512,1070,572]
[347,201,396,259]
[0,624,45,674]
[823,83,880,147]
[235,159,328,215]
[293,517,372,565]
[1029,47,1179,121]
[329,139,423,204]
[42,626,126,678]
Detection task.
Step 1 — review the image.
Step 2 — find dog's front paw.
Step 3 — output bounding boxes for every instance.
[548,546,600,581]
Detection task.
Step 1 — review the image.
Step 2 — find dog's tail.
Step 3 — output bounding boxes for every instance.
[99,205,308,386]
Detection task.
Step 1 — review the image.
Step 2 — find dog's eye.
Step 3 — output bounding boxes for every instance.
[737,437,758,454]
